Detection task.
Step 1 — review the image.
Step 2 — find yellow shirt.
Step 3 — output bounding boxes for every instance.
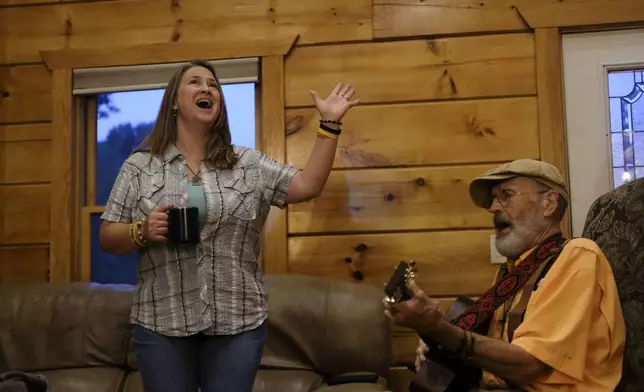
[481,238,625,391]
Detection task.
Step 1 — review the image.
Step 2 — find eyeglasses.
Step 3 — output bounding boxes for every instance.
[492,189,548,208]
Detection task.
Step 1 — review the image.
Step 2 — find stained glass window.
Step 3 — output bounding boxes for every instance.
[608,69,644,188]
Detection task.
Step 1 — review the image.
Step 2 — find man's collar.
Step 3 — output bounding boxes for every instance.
[507,245,537,268]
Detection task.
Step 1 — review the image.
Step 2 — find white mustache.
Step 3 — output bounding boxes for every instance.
[494,215,512,228]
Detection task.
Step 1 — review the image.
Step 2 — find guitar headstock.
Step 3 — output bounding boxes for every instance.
[384,260,417,305]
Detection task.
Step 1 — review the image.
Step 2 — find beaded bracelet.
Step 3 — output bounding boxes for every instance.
[455,329,468,357]
[319,119,342,126]
[130,220,149,247]
[467,332,476,360]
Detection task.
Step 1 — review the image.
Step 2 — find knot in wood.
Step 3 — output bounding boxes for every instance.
[64,17,73,36]
[385,193,395,201]
[355,243,368,252]
[415,177,426,186]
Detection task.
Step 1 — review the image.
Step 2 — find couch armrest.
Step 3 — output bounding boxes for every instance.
[262,275,391,378]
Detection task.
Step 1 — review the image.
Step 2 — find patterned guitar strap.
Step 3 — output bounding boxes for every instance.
[452,233,568,332]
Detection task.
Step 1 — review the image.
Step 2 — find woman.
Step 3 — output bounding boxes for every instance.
[98,60,359,392]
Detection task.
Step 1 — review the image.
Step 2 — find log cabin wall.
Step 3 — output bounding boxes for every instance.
[1,1,643,390]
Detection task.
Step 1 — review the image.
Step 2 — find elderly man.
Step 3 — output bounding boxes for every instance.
[384,159,626,392]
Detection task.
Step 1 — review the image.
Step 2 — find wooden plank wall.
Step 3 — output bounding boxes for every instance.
[283,30,539,386]
[0,67,52,283]
[1,0,643,390]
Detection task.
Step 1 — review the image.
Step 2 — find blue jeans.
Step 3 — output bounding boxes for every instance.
[131,322,267,392]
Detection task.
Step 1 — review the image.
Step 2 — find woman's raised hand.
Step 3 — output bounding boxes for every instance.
[309,82,360,122]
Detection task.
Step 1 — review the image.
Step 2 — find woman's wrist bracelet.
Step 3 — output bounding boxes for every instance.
[317,128,339,140]
[317,122,341,140]
[130,220,148,247]
[319,119,342,126]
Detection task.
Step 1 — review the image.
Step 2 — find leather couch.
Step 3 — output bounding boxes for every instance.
[0,274,392,392]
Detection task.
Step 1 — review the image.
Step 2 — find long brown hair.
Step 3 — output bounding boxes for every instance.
[136,60,238,169]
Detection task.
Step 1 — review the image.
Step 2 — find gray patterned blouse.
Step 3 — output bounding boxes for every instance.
[101,144,298,337]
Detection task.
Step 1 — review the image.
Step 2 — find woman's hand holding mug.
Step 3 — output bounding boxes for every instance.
[143,203,174,242]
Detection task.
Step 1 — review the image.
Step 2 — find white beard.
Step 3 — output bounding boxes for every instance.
[496,231,531,259]
[495,219,546,259]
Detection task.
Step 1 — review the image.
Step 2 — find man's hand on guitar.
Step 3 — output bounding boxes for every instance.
[414,338,428,372]
[382,279,443,334]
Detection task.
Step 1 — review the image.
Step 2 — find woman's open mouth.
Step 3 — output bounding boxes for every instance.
[196,98,213,109]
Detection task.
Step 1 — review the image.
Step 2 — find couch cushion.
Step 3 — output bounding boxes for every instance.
[261,274,391,378]
[125,275,392,377]
[122,369,325,392]
[253,369,324,392]
[122,371,143,392]
[35,367,125,392]
[0,283,135,371]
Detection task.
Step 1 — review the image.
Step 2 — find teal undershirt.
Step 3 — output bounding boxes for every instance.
[187,182,207,231]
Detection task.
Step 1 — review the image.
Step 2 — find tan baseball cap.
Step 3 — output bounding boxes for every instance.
[469,159,569,209]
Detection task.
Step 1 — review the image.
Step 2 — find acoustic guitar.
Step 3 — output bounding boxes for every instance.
[384,260,484,392]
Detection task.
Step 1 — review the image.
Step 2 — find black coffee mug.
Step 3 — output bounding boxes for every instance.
[166,207,200,244]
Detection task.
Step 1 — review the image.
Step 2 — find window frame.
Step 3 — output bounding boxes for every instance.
[74,77,263,283]
[46,36,296,283]
[562,28,644,236]
[72,58,260,95]
[606,68,644,187]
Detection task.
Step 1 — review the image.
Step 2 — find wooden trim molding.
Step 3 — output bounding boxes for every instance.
[519,1,644,30]
[85,97,97,206]
[254,83,264,269]
[80,206,104,282]
[260,55,289,274]
[535,28,571,236]
[71,95,83,281]
[40,35,299,70]
[50,68,74,283]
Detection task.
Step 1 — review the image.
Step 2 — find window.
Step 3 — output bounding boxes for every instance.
[562,29,644,236]
[608,68,644,188]
[76,59,259,284]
